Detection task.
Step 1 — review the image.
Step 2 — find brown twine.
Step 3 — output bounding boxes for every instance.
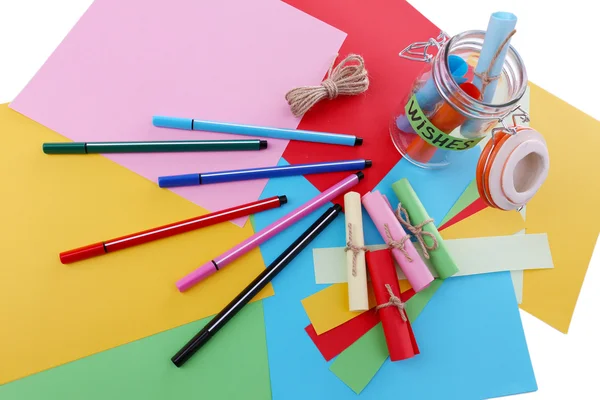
[345,222,367,277]
[284,54,369,117]
[474,29,516,95]
[384,223,412,262]
[395,205,438,260]
[375,284,407,321]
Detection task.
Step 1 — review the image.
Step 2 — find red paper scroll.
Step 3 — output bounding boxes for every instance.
[366,249,419,361]
[305,288,416,361]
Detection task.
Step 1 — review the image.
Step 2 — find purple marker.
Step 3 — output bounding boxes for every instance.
[176,172,364,291]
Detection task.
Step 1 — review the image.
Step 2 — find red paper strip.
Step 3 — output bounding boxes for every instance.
[305,288,416,361]
[367,249,419,361]
[282,0,440,204]
[439,197,488,231]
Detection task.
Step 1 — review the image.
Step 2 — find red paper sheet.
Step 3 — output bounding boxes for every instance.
[305,289,416,361]
[439,197,488,231]
[282,0,440,203]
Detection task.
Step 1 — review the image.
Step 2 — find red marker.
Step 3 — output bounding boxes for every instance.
[60,196,287,264]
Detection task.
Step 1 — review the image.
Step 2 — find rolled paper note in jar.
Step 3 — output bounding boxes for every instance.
[361,190,433,292]
[396,55,469,133]
[391,178,459,279]
[366,249,419,361]
[473,12,517,103]
[406,82,481,164]
[344,192,369,311]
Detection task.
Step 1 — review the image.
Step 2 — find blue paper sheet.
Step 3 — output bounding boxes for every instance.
[362,272,537,399]
[251,154,536,399]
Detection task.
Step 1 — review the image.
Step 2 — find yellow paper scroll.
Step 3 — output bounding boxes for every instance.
[0,105,273,384]
[521,85,600,333]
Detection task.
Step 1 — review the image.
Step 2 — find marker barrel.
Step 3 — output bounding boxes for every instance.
[43,140,267,154]
[153,116,363,147]
[59,196,287,264]
[158,159,372,188]
[176,172,364,291]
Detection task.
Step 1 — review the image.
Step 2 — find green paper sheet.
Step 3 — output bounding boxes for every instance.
[438,179,479,226]
[393,178,459,278]
[329,280,443,393]
[0,302,271,400]
[329,324,388,394]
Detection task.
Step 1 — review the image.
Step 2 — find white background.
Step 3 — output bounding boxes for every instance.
[0,1,598,399]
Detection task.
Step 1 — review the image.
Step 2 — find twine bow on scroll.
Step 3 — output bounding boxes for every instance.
[345,223,367,277]
[376,284,407,321]
[384,223,413,262]
[474,29,516,96]
[395,205,438,260]
[284,54,369,117]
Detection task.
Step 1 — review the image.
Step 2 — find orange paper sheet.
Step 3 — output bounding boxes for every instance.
[0,105,273,384]
[521,84,600,333]
[302,280,412,335]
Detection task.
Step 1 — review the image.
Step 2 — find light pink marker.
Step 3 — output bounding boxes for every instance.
[361,190,433,292]
[177,172,364,291]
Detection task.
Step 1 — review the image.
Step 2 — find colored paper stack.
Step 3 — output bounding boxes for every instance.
[1,0,598,399]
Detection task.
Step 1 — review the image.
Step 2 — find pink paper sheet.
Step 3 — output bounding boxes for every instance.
[10,0,346,226]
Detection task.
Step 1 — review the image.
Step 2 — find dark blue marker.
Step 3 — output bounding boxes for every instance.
[158,159,372,188]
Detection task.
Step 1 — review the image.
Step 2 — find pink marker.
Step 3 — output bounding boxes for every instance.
[177,172,364,291]
[361,190,433,292]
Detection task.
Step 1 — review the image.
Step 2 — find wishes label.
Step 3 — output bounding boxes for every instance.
[404,95,483,151]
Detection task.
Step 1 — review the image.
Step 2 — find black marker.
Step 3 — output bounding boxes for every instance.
[171,204,343,367]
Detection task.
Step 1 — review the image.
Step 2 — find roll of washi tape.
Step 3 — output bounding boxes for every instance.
[477,126,549,211]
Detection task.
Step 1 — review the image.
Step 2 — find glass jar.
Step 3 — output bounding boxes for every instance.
[390,30,528,169]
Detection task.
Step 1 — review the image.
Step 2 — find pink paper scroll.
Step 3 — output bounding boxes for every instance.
[361,190,433,291]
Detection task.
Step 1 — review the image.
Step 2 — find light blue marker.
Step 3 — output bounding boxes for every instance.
[153,116,363,147]
[473,11,517,103]
[396,55,468,133]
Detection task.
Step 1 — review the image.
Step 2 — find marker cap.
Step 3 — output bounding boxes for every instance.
[43,142,87,154]
[158,174,201,188]
[60,242,106,264]
[153,116,194,130]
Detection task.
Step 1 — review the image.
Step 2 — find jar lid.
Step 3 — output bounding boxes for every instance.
[476,126,549,211]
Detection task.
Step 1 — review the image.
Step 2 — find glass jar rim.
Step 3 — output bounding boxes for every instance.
[441,29,528,113]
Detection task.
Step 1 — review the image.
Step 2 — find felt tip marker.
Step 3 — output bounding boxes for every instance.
[171,204,342,367]
[153,116,363,147]
[59,196,287,264]
[176,172,364,291]
[158,159,372,188]
[43,139,267,154]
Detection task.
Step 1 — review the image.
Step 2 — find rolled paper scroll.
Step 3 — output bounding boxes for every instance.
[344,192,369,311]
[396,55,469,134]
[391,178,459,279]
[406,83,481,164]
[362,190,433,292]
[473,12,517,103]
[366,249,419,361]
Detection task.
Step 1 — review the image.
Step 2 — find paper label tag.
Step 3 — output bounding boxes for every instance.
[404,95,483,151]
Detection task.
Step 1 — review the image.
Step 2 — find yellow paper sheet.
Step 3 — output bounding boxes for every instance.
[0,105,273,384]
[302,280,412,334]
[440,207,525,240]
[521,84,600,333]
